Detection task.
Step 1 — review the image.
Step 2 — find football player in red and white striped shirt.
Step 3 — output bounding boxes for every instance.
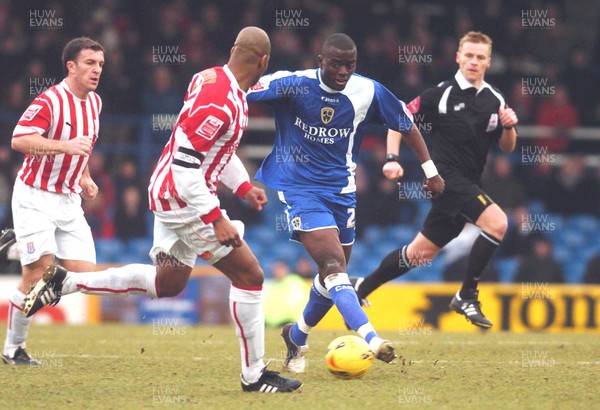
[3,37,105,366]
[24,27,302,392]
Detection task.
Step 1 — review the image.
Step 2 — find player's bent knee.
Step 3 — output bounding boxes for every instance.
[156,280,187,298]
[233,266,264,288]
[486,212,508,239]
[499,212,509,232]
[155,266,192,298]
[317,255,345,276]
[407,244,438,267]
[496,219,508,238]
[410,253,435,267]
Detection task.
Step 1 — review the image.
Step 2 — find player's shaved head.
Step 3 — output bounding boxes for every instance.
[232,26,271,63]
[321,33,356,54]
[228,26,271,91]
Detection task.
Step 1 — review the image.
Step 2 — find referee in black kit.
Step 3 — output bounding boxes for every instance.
[354,31,519,328]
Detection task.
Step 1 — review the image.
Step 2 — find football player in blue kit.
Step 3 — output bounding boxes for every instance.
[246,33,445,373]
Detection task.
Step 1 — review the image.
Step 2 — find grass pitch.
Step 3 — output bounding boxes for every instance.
[0,324,597,409]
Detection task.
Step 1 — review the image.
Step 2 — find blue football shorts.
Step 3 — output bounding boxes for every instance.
[277,190,356,246]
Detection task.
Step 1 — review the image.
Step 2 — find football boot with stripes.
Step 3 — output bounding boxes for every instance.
[241,366,302,393]
[23,264,67,318]
[281,323,309,373]
[449,290,493,328]
[2,347,41,366]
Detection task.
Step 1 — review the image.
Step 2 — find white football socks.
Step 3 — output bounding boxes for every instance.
[3,265,158,358]
[62,264,158,298]
[229,284,265,383]
[3,290,32,357]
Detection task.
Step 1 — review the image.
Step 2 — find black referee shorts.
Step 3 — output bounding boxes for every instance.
[421,168,494,248]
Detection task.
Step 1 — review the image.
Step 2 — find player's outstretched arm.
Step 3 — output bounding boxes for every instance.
[12,133,93,157]
[221,154,268,211]
[382,130,404,180]
[402,125,445,197]
[401,125,431,165]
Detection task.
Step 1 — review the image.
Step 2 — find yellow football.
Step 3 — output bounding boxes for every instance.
[324,335,374,379]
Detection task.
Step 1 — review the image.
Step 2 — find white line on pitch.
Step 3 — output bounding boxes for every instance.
[48,354,600,365]
[393,340,580,345]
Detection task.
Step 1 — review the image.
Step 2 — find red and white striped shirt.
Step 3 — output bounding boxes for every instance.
[13,80,101,194]
[149,65,251,224]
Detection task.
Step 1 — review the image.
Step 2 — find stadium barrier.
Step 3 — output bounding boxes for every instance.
[185,266,600,333]
[319,282,600,333]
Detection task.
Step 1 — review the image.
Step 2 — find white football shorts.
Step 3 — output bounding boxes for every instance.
[150,209,245,268]
[12,179,96,266]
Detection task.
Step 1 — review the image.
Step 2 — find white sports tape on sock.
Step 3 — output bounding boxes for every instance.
[357,323,375,340]
[313,275,331,299]
[297,316,312,335]
[323,272,350,291]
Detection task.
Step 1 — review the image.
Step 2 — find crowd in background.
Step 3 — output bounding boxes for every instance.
[2,1,599,120]
[1,0,600,282]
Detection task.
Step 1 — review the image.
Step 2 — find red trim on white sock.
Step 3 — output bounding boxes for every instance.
[232,301,250,368]
[231,284,263,291]
[76,284,147,294]
[7,302,19,330]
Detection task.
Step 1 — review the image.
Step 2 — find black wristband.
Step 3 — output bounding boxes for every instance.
[386,153,400,163]
[503,126,514,130]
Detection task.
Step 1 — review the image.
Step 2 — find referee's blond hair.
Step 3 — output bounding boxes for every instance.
[458,31,492,55]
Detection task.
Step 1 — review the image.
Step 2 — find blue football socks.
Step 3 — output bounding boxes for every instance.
[290,278,333,346]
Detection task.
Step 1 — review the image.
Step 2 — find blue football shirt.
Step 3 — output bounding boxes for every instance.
[247,68,414,193]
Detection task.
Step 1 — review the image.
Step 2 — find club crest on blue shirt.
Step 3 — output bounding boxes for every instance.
[321,107,334,124]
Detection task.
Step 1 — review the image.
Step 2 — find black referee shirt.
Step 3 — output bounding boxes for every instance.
[408,70,506,182]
